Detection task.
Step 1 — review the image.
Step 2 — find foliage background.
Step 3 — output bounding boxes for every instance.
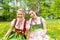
[0,0,60,40]
[0,0,60,21]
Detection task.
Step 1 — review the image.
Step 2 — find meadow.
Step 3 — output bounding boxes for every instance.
[0,19,60,40]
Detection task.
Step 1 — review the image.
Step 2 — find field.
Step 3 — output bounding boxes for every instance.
[0,19,60,40]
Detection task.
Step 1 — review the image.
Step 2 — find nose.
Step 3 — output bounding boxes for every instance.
[31,14,33,16]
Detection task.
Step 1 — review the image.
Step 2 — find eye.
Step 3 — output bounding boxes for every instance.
[18,13,23,15]
[20,14,22,15]
[29,14,31,15]
[18,14,20,15]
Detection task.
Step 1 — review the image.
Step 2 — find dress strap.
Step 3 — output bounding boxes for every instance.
[23,20,26,31]
[40,17,43,28]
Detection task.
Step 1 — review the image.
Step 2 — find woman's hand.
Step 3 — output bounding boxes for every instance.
[1,37,7,40]
[42,21,47,38]
[26,30,30,40]
[1,26,14,40]
[41,30,46,38]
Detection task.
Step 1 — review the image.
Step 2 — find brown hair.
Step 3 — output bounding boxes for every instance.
[29,8,38,16]
[29,8,36,12]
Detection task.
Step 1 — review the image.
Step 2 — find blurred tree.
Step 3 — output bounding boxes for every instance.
[50,0,60,19]
[0,0,60,21]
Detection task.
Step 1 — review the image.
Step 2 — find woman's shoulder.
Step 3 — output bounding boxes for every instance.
[11,18,17,23]
[38,16,45,22]
[38,16,44,19]
[29,18,32,20]
[11,19,17,26]
[28,18,32,22]
[38,16,43,18]
[12,19,16,21]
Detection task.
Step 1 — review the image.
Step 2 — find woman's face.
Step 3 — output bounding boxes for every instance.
[29,10,36,18]
[17,10,24,18]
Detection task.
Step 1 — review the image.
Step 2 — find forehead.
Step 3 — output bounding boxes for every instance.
[29,10,34,14]
[29,10,34,12]
[17,10,24,14]
[17,10,23,12]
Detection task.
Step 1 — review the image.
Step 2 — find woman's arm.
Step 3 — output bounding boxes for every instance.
[42,22,46,32]
[3,26,14,38]
[26,30,30,40]
[41,22,47,38]
[25,21,30,40]
[41,17,47,33]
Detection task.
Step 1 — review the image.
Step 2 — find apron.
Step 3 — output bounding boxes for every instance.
[7,31,26,40]
[30,24,42,32]
[30,17,43,32]
[7,19,26,40]
[29,18,50,40]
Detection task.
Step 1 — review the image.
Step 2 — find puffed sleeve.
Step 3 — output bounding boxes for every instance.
[26,22,30,30]
[11,19,16,27]
[26,18,32,30]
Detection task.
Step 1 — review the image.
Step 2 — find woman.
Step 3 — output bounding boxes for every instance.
[28,8,50,40]
[2,9,30,40]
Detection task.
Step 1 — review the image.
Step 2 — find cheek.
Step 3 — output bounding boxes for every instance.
[31,14,33,16]
[21,15,24,17]
[30,14,34,17]
[17,14,20,16]
[17,15,21,18]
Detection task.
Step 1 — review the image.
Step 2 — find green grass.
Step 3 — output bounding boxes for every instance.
[46,19,60,40]
[0,22,10,39]
[0,19,60,40]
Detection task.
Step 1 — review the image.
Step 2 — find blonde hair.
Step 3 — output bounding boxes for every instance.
[17,9,25,14]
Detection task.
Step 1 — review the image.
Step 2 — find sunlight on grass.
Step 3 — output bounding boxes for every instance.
[0,20,60,40]
[46,19,60,40]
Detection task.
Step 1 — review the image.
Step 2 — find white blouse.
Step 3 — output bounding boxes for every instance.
[28,17,45,25]
[11,18,30,30]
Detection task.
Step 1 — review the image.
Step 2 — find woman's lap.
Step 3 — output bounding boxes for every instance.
[7,31,26,40]
[29,29,50,40]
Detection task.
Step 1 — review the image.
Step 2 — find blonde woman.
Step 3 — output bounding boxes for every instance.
[2,9,30,40]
